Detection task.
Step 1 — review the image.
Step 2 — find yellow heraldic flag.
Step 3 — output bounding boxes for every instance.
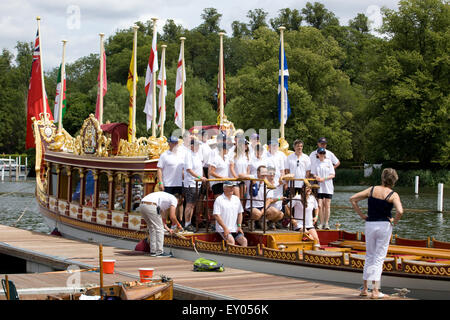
[127,46,138,142]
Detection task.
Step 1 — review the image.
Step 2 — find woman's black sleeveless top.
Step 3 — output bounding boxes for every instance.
[367,186,395,222]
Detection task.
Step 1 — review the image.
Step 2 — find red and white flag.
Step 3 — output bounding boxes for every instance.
[157,58,167,129]
[143,32,158,131]
[26,29,53,149]
[174,48,185,129]
[95,51,107,121]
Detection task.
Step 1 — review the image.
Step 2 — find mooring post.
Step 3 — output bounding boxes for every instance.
[9,155,12,182]
[24,156,28,180]
[1,166,4,182]
[414,176,419,195]
[437,183,444,212]
[15,157,19,182]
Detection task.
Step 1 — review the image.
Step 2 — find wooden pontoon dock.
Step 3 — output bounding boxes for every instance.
[0,224,411,300]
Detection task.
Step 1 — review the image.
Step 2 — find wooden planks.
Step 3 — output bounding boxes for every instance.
[0,224,409,300]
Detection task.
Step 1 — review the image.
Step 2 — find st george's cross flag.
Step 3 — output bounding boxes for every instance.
[53,63,67,124]
[143,31,158,131]
[174,47,185,129]
[26,29,54,149]
[157,57,167,129]
[278,43,291,125]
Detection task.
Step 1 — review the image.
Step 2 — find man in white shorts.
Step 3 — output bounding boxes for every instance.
[213,181,248,246]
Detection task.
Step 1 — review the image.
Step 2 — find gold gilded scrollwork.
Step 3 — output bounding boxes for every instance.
[117,135,169,158]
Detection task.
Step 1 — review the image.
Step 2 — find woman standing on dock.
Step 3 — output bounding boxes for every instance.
[349,168,404,299]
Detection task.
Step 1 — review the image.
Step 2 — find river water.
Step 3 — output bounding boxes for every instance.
[0,181,449,242]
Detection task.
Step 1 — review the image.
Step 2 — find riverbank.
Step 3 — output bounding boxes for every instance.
[335,168,450,188]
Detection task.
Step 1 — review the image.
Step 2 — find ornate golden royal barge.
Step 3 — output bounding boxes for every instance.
[31,113,450,299]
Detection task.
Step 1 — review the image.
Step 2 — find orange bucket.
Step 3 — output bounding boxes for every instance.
[139,268,154,283]
[102,260,116,274]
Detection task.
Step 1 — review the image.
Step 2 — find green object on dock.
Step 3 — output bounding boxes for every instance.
[193,258,224,272]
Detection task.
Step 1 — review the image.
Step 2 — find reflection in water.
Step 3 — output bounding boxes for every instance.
[0,182,449,242]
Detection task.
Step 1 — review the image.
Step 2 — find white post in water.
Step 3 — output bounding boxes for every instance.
[15,157,19,182]
[25,156,28,180]
[414,176,419,195]
[18,156,21,181]
[9,155,12,181]
[1,166,4,182]
[437,183,444,212]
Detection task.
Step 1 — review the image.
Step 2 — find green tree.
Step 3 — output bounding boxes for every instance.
[366,0,450,165]
[197,8,223,35]
[270,8,303,31]
[246,9,269,34]
[301,2,340,30]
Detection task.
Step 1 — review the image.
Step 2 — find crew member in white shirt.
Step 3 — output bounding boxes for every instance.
[285,139,311,195]
[310,137,340,170]
[157,136,184,222]
[213,181,248,246]
[248,143,267,177]
[265,166,286,230]
[291,186,321,249]
[265,139,286,184]
[184,138,206,232]
[229,136,250,200]
[209,134,232,199]
[311,147,336,230]
[140,191,183,257]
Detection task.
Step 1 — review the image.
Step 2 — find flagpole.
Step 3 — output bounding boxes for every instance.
[58,39,67,133]
[180,37,186,135]
[36,17,48,122]
[160,44,167,138]
[132,25,139,142]
[279,26,286,140]
[151,18,158,137]
[218,32,225,128]
[98,33,105,125]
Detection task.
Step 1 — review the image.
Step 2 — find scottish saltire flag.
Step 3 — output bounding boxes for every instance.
[278,43,291,124]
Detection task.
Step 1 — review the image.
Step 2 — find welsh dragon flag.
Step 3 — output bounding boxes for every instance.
[53,63,67,124]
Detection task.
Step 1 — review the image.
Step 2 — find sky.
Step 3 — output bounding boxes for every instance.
[0,0,399,71]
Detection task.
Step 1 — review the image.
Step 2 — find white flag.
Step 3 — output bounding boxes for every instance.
[143,33,158,131]
[174,48,185,129]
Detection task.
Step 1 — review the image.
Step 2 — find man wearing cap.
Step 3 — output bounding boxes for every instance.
[285,139,311,194]
[213,180,248,246]
[140,191,183,257]
[309,137,340,170]
[157,136,184,222]
[184,138,206,232]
